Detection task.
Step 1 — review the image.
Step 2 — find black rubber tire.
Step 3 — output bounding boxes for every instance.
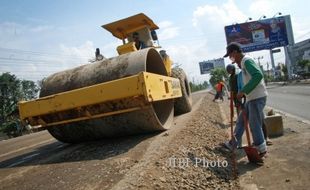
[171,67,192,115]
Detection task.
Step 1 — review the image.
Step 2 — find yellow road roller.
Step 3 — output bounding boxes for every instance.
[18,13,192,143]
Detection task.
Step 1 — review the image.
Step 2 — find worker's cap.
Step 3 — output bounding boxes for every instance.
[223,42,242,57]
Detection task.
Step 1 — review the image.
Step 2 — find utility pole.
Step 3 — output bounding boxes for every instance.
[254,56,264,71]
[266,62,270,77]
[269,49,276,78]
[254,56,264,66]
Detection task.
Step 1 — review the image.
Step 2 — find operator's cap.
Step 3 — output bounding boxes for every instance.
[223,42,242,57]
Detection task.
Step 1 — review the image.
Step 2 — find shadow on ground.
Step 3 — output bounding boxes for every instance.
[0,132,160,168]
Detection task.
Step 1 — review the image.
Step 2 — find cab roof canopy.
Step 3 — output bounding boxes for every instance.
[102,13,159,40]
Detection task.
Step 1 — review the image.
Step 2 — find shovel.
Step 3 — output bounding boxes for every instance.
[229,92,237,178]
[240,97,263,164]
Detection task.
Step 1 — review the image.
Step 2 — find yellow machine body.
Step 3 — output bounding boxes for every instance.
[18,72,181,128]
[102,13,159,40]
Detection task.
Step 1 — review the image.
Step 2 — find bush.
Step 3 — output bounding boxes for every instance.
[0,119,23,138]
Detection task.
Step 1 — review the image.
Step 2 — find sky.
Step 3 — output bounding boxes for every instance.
[0,0,310,83]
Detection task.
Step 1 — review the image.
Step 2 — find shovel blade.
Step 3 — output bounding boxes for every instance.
[243,146,263,163]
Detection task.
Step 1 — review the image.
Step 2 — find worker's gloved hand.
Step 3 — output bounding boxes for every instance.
[237,92,245,100]
[240,95,246,109]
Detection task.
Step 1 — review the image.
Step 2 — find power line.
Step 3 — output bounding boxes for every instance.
[0,61,84,66]
[0,47,92,59]
[0,57,46,63]
[0,57,88,67]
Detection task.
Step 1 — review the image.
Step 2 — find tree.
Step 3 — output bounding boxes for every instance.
[297,59,310,69]
[21,80,39,100]
[281,64,288,80]
[0,72,39,137]
[189,81,209,92]
[209,68,228,87]
[0,73,21,124]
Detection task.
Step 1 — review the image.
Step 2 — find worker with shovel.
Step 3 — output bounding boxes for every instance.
[223,42,268,163]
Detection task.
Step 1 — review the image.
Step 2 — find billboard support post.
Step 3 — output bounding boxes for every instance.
[284,46,293,80]
[284,15,295,80]
[269,49,276,77]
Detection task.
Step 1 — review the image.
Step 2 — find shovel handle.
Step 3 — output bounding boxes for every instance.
[240,96,252,147]
[230,91,234,139]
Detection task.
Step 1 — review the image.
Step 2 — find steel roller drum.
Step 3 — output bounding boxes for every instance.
[39,48,174,143]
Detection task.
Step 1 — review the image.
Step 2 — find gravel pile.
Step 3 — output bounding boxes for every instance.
[125,94,240,189]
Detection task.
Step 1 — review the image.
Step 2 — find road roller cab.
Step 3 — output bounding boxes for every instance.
[18,13,192,143]
[102,13,159,53]
[102,13,172,76]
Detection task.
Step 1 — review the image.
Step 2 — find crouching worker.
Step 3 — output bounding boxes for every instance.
[212,80,225,102]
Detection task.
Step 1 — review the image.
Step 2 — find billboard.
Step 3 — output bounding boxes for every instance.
[224,16,292,52]
[199,58,225,74]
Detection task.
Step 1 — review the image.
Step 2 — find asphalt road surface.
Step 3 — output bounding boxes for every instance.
[266,84,310,121]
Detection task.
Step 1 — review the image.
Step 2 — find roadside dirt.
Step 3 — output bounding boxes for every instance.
[219,98,310,190]
[112,93,239,190]
[0,92,240,190]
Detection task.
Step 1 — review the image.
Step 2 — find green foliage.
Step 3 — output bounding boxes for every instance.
[21,80,39,100]
[0,73,20,123]
[209,68,228,87]
[297,59,310,69]
[281,64,288,80]
[264,73,273,83]
[190,81,209,92]
[1,119,23,138]
[281,64,287,74]
[0,72,39,137]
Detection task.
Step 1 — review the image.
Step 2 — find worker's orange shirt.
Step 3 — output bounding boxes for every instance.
[216,82,224,92]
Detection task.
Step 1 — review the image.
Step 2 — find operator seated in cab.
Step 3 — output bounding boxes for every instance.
[132,32,146,50]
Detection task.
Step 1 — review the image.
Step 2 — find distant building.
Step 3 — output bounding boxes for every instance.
[302,49,310,60]
[199,58,225,74]
[291,38,310,73]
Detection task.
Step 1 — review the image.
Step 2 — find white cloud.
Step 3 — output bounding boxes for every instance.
[291,17,310,42]
[190,0,248,63]
[249,0,274,17]
[161,2,248,83]
[192,0,247,27]
[60,41,94,60]
[158,21,179,40]
[99,40,121,58]
[164,42,213,83]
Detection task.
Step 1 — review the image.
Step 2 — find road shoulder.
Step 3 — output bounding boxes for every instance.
[219,98,310,190]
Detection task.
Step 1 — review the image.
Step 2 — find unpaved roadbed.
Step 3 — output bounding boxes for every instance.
[113,93,239,189]
[0,93,239,190]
